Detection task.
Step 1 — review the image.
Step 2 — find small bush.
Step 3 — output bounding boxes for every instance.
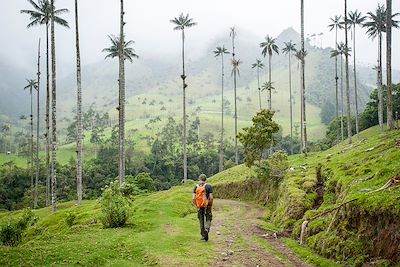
[99,181,130,228]
[65,212,77,227]
[0,209,37,246]
[267,150,289,184]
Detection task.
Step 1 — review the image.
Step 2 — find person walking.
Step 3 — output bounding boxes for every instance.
[192,174,213,241]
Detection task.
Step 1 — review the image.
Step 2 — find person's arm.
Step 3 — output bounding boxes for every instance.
[208,193,214,206]
[192,192,196,206]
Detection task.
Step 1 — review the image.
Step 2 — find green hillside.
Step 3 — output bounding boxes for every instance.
[1,126,399,266]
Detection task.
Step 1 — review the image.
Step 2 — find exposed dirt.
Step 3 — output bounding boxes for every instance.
[209,199,312,267]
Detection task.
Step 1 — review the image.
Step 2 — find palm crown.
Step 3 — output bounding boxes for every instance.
[328,15,345,31]
[261,81,274,92]
[363,4,399,39]
[251,59,264,69]
[214,46,229,57]
[102,35,139,63]
[330,42,351,58]
[282,41,297,55]
[260,35,279,57]
[170,13,197,31]
[24,79,38,94]
[231,59,241,76]
[348,10,366,26]
[20,0,69,28]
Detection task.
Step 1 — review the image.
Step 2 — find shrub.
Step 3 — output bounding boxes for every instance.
[267,150,289,184]
[65,212,77,227]
[0,209,37,246]
[99,181,130,228]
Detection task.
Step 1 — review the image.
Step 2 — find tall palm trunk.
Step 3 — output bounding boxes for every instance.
[233,67,238,165]
[257,67,261,110]
[300,0,307,153]
[288,51,293,155]
[34,39,41,209]
[75,0,83,203]
[118,0,126,184]
[181,29,188,182]
[334,27,339,120]
[344,0,352,144]
[219,53,225,172]
[268,55,272,109]
[50,0,57,213]
[378,32,384,130]
[45,23,50,207]
[231,34,238,165]
[352,24,360,138]
[386,0,394,129]
[340,55,344,141]
[30,90,34,190]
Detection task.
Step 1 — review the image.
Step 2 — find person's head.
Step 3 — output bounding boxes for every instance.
[198,174,207,183]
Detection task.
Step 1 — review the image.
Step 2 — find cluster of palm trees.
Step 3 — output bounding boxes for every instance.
[21,0,70,211]
[329,1,399,144]
[21,0,138,211]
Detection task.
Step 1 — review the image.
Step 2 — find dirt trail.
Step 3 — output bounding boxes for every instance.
[209,199,312,267]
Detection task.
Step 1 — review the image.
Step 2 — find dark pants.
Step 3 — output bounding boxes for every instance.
[197,206,212,237]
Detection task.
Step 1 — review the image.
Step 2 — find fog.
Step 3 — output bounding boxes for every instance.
[1,0,399,78]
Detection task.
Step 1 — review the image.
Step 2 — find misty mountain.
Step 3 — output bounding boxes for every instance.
[1,27,399,126]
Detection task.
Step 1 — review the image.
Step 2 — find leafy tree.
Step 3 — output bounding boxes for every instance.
[260,35,279,109]
[170,13,197,182]
[237,109,279,167]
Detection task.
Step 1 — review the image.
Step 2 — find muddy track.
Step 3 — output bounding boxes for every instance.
[209,199,312,267]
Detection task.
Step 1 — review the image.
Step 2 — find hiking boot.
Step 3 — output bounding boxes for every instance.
[204,230,209,241]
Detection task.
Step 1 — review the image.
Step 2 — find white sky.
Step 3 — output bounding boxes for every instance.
[1,0,399,77]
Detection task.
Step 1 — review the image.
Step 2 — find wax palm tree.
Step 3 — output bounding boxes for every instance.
[385,1,399,129]
[348,10,366,138]
[331,43,351,142]
[282,41,296,155]
[363,4,399,130]
[328,15,344,122]
[21,0,69,207]
[213,46,230,172]
[170,13,197,182]
[231,58,241,164]
[34,39,41,209]
[300,0,307,153]
[251,59,264,110]
[74,0,83,204]
[229,27,239,165]
[24,79,37,194]
[102,35,139,62]
[49,0,58,212]
[260,35,279,109]
[343,0,352,144]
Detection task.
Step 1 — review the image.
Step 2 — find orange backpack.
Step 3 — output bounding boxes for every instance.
[195,184,208,208]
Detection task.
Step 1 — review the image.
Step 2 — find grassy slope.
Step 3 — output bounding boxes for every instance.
[0,183,216,266]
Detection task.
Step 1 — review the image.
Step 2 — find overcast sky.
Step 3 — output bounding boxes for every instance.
[1,0,399,77]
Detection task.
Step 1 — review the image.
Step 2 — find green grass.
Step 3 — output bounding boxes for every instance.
[0,184,215,266]
[282,238,340,267]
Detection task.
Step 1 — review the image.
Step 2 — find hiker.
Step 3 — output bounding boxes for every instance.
[192,174,213,241]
